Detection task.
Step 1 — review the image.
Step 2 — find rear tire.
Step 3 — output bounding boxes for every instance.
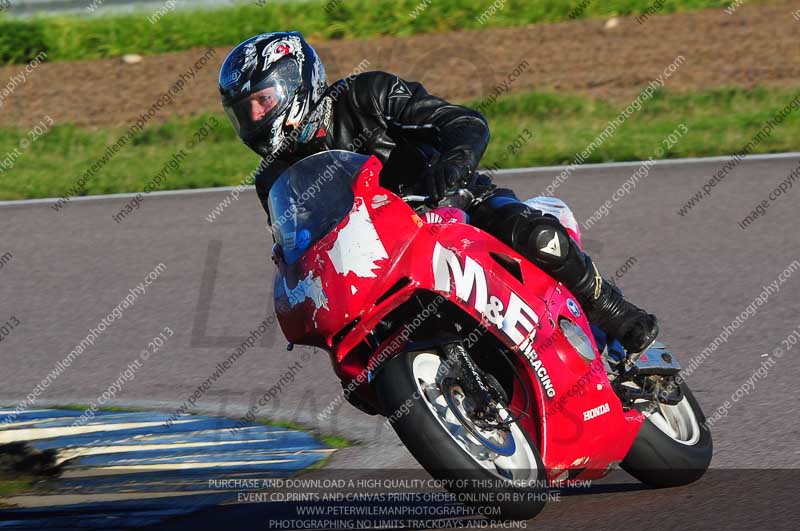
[622,380,712,487]
[376,350,547,521]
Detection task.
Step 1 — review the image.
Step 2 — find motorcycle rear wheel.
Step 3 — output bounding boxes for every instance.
[376,350,547,521]
[622,380,712,487]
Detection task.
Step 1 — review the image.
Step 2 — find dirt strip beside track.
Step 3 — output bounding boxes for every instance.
[0,0,798,128]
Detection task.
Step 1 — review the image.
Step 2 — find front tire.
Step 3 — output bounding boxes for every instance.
[376,350,547,521]
[622,380,712,487]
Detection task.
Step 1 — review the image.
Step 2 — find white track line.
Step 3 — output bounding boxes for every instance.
[73,458,296,472]
[0,419,196,444]
[53,439,277,466]
[0,185,247,207]
[2,490,220,509]
[1,152,798,208]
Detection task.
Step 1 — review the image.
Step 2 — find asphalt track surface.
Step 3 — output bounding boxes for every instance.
[2,154,800,529]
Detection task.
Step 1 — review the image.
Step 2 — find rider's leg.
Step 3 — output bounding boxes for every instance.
[469,188,658,356]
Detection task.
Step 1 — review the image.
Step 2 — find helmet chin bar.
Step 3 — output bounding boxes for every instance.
[243,106,328,161]
[245,137,273,159]
[242,128,278,159]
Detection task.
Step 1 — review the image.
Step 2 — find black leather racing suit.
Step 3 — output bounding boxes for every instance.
[253,71,658,354]
[253,71,490,210]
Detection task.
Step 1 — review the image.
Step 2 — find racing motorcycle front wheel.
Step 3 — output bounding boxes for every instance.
[376,349,547,521]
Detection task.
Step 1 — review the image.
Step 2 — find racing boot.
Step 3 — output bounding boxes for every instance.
[568,254,659,357]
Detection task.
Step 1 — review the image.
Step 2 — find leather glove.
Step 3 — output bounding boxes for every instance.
[422,152,474,203]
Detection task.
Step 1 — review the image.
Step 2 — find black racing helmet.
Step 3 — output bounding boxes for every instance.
[219,32,326,158]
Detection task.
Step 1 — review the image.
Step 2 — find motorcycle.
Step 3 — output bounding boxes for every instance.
[269,150,712,520]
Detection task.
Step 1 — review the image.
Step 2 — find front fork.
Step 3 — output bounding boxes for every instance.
[440,342,510,428]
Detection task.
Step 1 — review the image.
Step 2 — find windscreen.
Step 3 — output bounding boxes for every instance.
[268,151,370,264]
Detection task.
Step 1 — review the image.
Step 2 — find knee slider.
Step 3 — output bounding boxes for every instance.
[489,203,569,264]
[525,219,571,265]
[479,197,591,285]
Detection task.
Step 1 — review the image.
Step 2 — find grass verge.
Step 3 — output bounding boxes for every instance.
[0,478,33,500]
[0,0,770,64]
[481,86,800,168]
[1,86,798,201]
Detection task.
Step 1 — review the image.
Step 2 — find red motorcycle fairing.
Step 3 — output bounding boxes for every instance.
[273,154,643,479]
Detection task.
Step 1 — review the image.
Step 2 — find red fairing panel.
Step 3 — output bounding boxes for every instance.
[273,155,643,479]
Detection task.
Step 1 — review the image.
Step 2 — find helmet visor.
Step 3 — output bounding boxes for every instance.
[223,59,302,137]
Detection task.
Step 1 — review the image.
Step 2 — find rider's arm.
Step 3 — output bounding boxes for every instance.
[348,71,490,178]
